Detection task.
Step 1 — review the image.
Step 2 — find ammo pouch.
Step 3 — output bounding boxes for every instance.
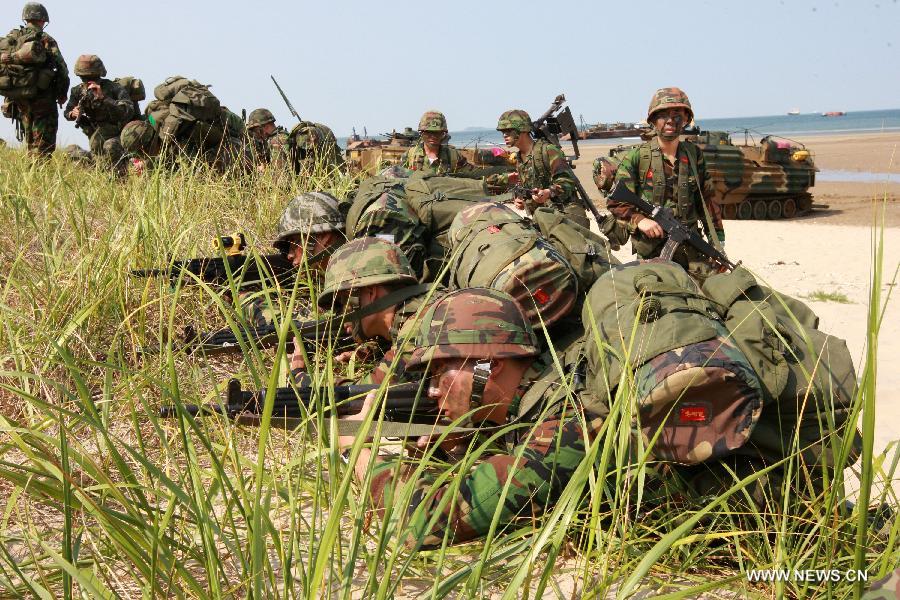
[582,261,764,464]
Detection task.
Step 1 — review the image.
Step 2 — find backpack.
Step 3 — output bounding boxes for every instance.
[448,202,579,328]
[113,76,145,102]
[287,120,343,170]
[580,261,764,464]
[700,266,861,468]
[151,76,224,149]
[0,28,55,100]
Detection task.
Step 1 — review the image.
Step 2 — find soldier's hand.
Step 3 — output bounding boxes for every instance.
[289,339,307,372]
[132,158,145,175]
[513,197,526,210]
[86,82,104,100]
[637,217,664,239]
[507,171,520,185]
[69,106,80,120]
[532,188,553,206]
[0,52,12,64]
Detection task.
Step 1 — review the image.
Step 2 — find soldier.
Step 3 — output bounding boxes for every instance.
[402,110,472,175]
[64,55,133,171]
[245,107,291,171]
[607,87,725,280]
[119,120,159,174]
[0,3,68,157]
[336,287,596,548]
[242,191,346,328]
[493,109,588,228]
[310,237,439,383]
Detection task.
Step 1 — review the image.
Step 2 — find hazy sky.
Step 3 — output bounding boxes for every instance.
[1,0,898,146]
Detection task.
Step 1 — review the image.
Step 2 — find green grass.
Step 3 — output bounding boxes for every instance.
[0,146,896,598]
[806,290,853,304]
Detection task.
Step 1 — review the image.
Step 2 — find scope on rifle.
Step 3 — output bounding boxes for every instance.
[215,233,246,256]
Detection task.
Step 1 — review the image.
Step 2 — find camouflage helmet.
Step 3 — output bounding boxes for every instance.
[318,237,418,309]
[22,2,49,22]
[418,110,448,132]
[647,87,694,121]
[74,55,106,78]
[273,192,345,252]
[406,288,540,369]
[120,120,158,155]
[496,110,533,134]
[246,108,275,129]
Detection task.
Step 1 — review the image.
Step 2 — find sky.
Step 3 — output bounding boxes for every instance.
[1,0,898,146]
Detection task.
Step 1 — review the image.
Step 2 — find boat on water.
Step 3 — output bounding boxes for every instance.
[565,122,651,140]
[822,111,846,117]
[787,108,800,115]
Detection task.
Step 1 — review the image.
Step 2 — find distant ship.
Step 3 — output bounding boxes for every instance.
[565,122,651,140]
[822,111,846,117]
[787,108,800,115]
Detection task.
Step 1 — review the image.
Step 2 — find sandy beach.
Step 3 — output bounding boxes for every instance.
[572,131,900,471]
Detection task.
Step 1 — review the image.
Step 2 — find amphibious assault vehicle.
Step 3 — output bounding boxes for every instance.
[344,128,514,175]
[600,130,818,220]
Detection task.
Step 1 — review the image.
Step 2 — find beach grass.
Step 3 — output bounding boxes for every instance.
[0,146,897,598]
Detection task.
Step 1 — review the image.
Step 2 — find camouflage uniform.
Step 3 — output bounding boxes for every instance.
[402,110,471,175]
[290,120,344,173]
[64,55,134,168]
[0,4,68,157]
[608,88,725,278]
[246,108,291,170]
[494,109,585,228]
[865,569,900,599]
[360,288,603,548]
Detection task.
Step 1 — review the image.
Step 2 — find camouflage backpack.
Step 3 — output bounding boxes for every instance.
[0,28,55,100]
[148,76,224,148]
[287,120,343,171]
[700,266,861,469]
[113,76,145,102]
[580,261,764,465]
[447,202,579,328]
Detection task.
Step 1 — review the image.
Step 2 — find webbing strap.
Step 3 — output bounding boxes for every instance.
[685,144,724,253]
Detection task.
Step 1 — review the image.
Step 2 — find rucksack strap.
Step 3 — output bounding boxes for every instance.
[684,143,724,253]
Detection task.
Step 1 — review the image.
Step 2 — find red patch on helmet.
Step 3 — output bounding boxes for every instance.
[488,225,501,234]
[679,405,708,423]
[533,288,550,305]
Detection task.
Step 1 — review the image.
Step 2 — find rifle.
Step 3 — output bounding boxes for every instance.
[180,319,359,357]
[530,94,608,227]
[607,180,736,271]
[270,75,301,122]
[73,90,93,130]
[131,233,296,287]
[160,379,438,425]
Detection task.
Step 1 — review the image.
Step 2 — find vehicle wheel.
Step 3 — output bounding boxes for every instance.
[767,199,783,220]
[752,201,768,220]
[782,198,798,218]
[799,195,813,212]
[723,203,738,219]
[737,201,753,220]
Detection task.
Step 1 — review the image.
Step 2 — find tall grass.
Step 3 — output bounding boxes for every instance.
[0,146,896,598]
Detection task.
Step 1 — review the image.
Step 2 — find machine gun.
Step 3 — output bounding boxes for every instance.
[160,379,438,426]
[180,319,359,357]
[131,233,295,287]
[607,180,736,271]
[529,94,608,227]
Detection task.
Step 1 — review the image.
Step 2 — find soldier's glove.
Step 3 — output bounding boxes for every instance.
[0,52,13,64]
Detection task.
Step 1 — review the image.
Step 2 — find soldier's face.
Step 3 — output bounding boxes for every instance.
[500,129,519,146]
[653,108,688,139]
[284,232,332,269]
[421,130,444,148]
[428,358,478,421]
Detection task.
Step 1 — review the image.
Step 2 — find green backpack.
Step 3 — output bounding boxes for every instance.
[448,202,579,328]
[113,76,145,102]
[151,76,224,149]
[701,266,861,468]
[0,28,55,100]
[580,261,764,464]
[287,120,343,170]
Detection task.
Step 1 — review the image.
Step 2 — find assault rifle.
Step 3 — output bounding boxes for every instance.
[131,233,296,287]
[181,319,358,356]
[160,379,438,425]
[73,94,93,130]
[607,180,736,271]
[530,94,607,227]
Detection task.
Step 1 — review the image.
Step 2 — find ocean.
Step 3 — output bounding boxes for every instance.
[338,108,900,150]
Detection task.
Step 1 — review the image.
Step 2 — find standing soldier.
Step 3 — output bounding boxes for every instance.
[0,3,69,157]
[246,107,291,171]
[494,109,588,228]
[64,55,133,171]
[402,110,471,175]
[607,87,725,280]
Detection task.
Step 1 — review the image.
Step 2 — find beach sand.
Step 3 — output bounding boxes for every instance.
[569,130,900,479]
